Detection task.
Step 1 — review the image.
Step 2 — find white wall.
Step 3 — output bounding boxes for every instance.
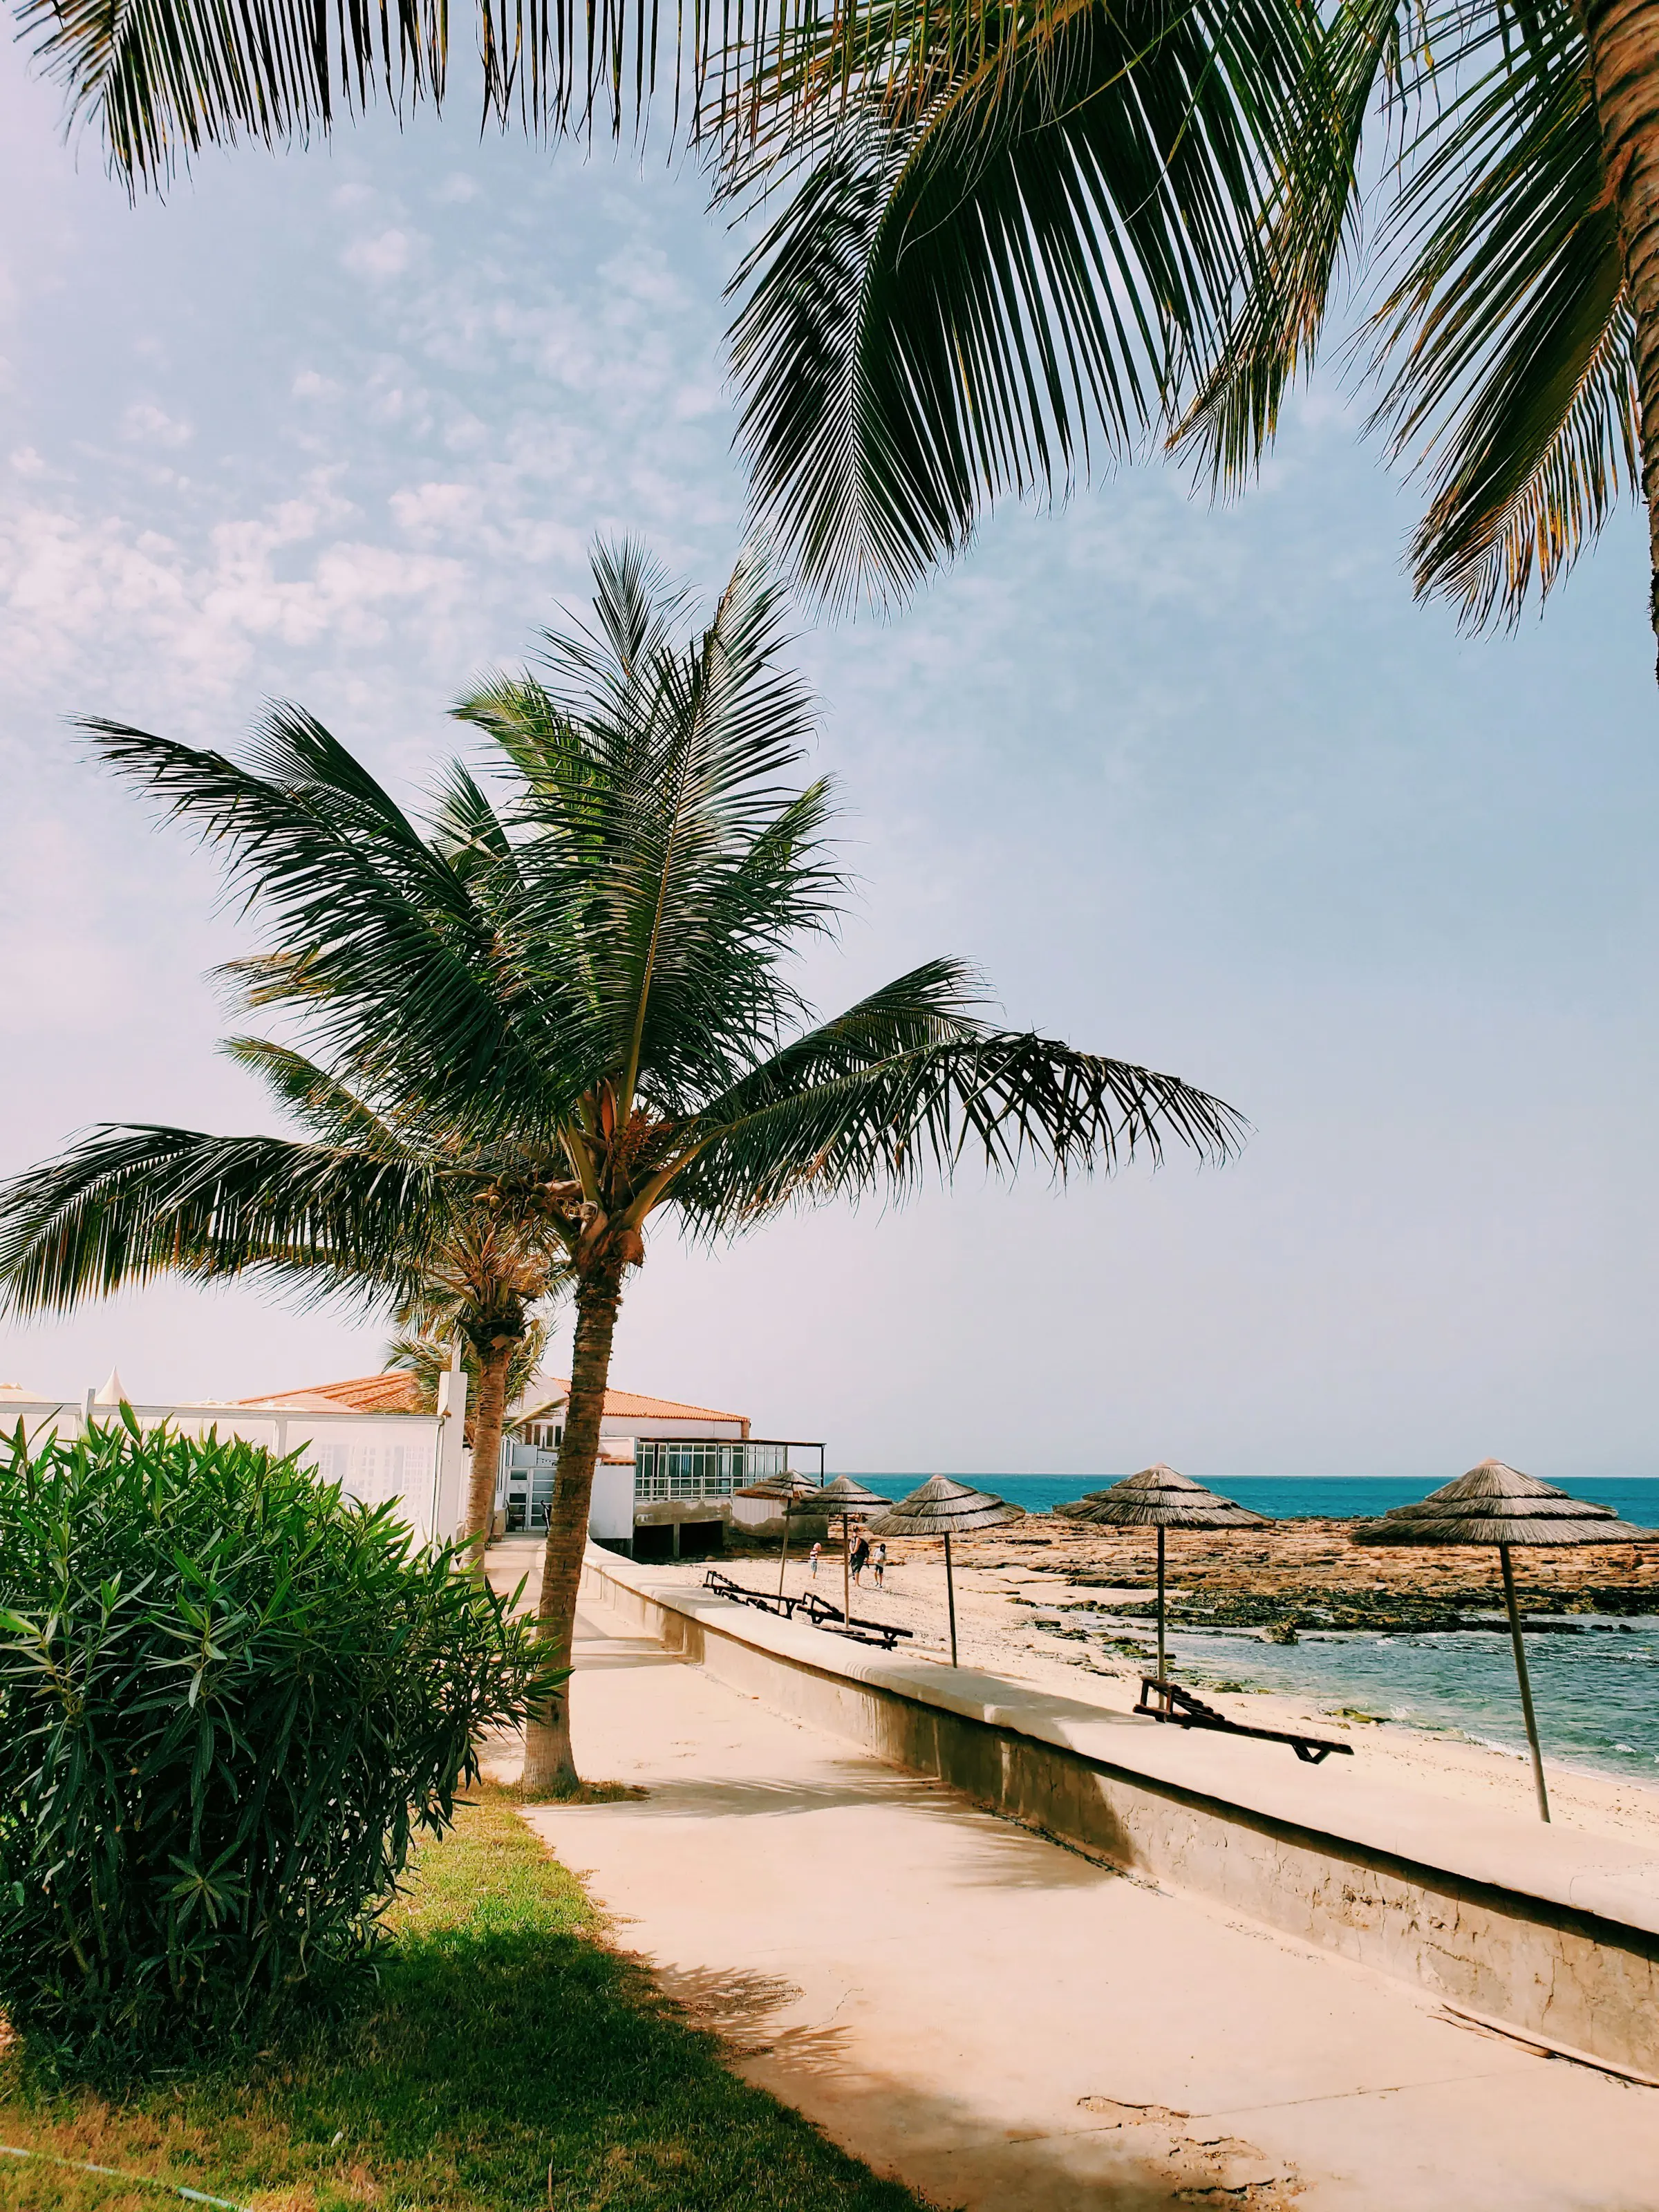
[588,1461,637,1542]
[3,1398,458,1547]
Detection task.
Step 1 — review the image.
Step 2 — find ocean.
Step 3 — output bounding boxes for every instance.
[849,1473,1659,1521]
[844,1474,1659,1781]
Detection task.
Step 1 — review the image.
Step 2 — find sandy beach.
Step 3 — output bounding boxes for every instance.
[666,1517,1659,1848]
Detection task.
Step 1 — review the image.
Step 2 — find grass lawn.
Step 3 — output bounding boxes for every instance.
[0,1791,923,2212]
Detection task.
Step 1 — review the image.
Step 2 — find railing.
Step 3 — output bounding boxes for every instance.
[633,1437,825,1502]
[498,1433,828,1525]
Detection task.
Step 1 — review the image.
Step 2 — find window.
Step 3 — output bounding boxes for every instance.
[633,1440,746,1500]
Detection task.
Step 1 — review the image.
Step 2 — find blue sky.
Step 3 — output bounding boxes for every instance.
[1,48,1655,1476]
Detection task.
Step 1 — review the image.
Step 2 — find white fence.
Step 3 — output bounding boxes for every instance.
[0,1387,470,1549]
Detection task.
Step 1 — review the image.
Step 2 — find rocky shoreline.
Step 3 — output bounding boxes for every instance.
[964,1515,1659,1623]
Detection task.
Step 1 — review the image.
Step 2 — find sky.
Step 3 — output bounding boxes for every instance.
[1,46,1656,1478]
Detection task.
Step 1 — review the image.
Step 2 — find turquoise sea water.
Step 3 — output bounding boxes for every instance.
[850,1472,1659,1521]
[844,1474,1659,1780]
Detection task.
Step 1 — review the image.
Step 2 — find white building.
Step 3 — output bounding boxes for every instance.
[2,1371,467,1548]
[245,1368,823,1559]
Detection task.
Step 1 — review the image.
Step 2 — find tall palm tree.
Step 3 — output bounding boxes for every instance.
[450,539,1246,1785]
[724,0,1659,662]
[0,1033,572,1557]
[386,1317,550,1418]
[0,539,1246,1784]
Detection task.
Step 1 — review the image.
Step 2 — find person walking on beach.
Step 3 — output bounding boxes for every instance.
[850,1533,871,1585]
[809,1541,822,1578]
[872,1541,887,1590]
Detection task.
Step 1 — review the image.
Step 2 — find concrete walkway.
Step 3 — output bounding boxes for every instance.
[514,1592,1659,2211]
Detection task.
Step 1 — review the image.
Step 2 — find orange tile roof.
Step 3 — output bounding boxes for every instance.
[241,1371,746,1424]
[527,1378,747,1424]
[238,1373,424,1414]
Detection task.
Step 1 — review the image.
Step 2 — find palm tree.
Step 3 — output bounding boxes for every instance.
[386,1318,550,1418]
[0,540,1245,1784]
[0,1002,572,1566]
[724,0,1659,661]
[449,540,1247,1786]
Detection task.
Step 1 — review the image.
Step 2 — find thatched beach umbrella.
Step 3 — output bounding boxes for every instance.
[790,1475,888,1624]
[1066,1465,1269,1683]
[733,1472,831,1595]
[1053,1487,1116,1521]
[1352,1461,1655,1823]
[865,1475,1025,1666]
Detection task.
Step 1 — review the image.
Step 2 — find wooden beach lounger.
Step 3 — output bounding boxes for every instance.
[702,1571,915,1649]
[1134,1676,1354,1765]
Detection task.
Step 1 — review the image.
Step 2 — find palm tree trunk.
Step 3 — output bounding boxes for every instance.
[464,1340,514,1564]
[521,1255,626,1790]
[1581,0,1659,664]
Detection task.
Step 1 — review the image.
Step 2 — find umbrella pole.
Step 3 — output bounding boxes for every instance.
[1156,1526,1167,1683]
[1500,1545,1550,1824]
[843,1515,851,1624]
[777,1512,790,1598]
[944,1529,958,1667]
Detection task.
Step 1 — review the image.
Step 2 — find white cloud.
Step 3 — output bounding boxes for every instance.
[341,227,419,281]
[292,368,341,401]
[121,402,192,449]
[389,480,480,541]
[0,471,473,711]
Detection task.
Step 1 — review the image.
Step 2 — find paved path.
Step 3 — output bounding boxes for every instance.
[514,1593,1659,2211]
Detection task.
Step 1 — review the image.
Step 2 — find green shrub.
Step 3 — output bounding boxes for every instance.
[0,1414,559,2078]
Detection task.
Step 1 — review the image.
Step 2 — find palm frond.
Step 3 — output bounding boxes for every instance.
[722,0,1320,604]
[17,0,836,190]
[0,1126,449,1316]
[458,541,844,1117]
[1405,252,1634,624]
[1172,0,1400,488]
[1360,0,1636,624]
[671,968,1247,1230]
[221,1038,408,1152]
[78,708,572,1130]
[17,0,447,193]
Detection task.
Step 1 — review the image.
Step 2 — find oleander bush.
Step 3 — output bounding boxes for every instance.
[0,1413,560,2078]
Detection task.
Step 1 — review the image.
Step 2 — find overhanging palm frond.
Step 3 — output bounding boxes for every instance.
[16,0,449,193]
[1172,0,1400,489]
[0,1126,448,1315]
[15,0,808,189]
[1403,245,1634,625]
[722,0,1320,604]
[1360,1,1637,624]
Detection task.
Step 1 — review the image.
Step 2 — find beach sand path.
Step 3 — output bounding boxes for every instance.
[503,1587,1659,2212]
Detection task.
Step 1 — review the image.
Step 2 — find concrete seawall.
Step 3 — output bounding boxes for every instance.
[581,1544,1659,2076]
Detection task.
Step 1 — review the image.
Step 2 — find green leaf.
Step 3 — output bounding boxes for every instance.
[722,0,1321,604]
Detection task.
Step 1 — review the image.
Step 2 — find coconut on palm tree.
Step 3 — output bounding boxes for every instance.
[0,540,1246,1787]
